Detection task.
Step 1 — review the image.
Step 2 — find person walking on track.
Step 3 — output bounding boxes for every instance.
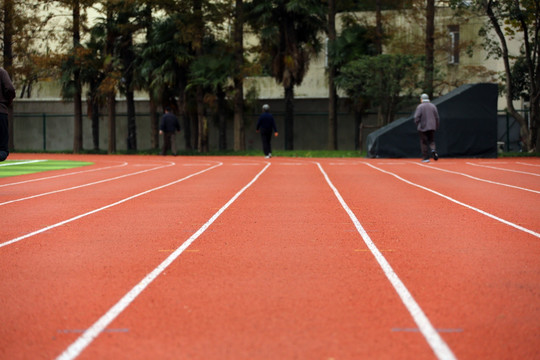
[414,93,439,163]
[0,67,15,162]
[256,104,278,159]
[159,106,181,156]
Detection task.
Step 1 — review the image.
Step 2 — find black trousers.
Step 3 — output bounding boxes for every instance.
[418,130,436,159]
[0,112,8,161]
[260,129,272,156]
[161,132,177,155]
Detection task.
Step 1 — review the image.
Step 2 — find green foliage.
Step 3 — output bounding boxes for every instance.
[336,54,422,123]
[329,23,377,69]
[248,0,326,87]
[336,0,413,12]
[507,55,530,101]
[139,14,193,102]
[188,37,235,92]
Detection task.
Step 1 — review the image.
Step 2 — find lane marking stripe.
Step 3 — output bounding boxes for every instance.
[413,162,540,194]
[516,162,540,168]
[56,163,271,360]
[364,162,539,238]
[0,159,47,167]
[0,163,223,249]
[467,162,540,176]
[316,162,456,360]
[0,161,129,188]
[0,162,176,206]
[392,328,463,333]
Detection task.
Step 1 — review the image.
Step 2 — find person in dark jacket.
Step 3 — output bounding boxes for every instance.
[159,106,181,156]
[256,104,278,158]
[414,93,439,162]
[0,67,15,162]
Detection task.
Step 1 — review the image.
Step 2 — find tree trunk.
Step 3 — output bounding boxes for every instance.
[424,0,435,98]
[284,84,294,150]
[354,102,363,151]
[3,0,14,151]
[194,0,207,152]
[197,86,208,152]
[532,96,539,151]
[177,75,191,150]
[91,102,99,151]
[513,1,539,151]
[88,88,100,151]
[233,0,245,151]
[144,3,158,150]
[126,88,136,150]
[106,1,116,154]
[327,0,337,150]
[107,94,116,153]
[217,85,227,150]
[149,98,158,150]
[485,2,530,150]
[375,0,383,55]
[73,0,83,153]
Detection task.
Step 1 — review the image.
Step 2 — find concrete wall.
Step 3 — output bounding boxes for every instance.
[13,98,520,154]
[12,98,368,152]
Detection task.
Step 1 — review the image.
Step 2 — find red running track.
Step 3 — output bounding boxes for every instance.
[0,154,539,359]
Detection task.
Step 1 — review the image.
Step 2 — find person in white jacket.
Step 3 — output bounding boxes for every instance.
[414,93,439,162]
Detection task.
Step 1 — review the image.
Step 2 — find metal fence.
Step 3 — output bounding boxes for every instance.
[12,109,528,153]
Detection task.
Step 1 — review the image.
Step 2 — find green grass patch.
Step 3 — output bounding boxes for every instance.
[0,160,94,178]
[498,151,540,157]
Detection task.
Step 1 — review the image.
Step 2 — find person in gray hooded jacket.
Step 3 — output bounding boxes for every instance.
[414,93,439,162]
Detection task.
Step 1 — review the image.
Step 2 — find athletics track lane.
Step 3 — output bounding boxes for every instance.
[72,158,444,360]
[323,158,540,359]
[1,155,539,359]
[0,155,266,359]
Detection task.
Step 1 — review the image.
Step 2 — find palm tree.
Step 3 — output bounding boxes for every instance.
[249,0,326,150]
[139,14,193,149]
[80,25,107,151]
[189,36,235,150]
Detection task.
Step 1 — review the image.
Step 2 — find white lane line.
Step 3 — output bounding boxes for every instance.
[0,159,47,167]
[364,162,540,238]
[55,162,271,360]
[517,162,540,168]
[0,162,223,249]
[467,162,540,177]
[316,162,456,360]
[0,161,129,188]
[413,162,540,194]
[0,161,176,206]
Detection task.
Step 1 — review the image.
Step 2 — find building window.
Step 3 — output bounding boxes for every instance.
[448,25,460,64]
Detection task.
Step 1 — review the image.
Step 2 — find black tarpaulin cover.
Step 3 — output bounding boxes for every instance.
[366,83,498,158]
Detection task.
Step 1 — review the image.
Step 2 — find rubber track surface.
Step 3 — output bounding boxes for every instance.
[1,154,539,359]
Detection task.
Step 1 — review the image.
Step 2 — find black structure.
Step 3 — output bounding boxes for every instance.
[366,83,498,158]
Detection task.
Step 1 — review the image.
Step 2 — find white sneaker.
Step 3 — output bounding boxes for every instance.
[421,159,430,163]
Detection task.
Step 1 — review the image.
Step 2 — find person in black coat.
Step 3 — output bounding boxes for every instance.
[159,106,181,156]
[256,104,278,158]
[0,67,15,162]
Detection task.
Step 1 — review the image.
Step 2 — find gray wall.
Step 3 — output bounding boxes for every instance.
[12,98,365,152]
[12,98,519,153]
